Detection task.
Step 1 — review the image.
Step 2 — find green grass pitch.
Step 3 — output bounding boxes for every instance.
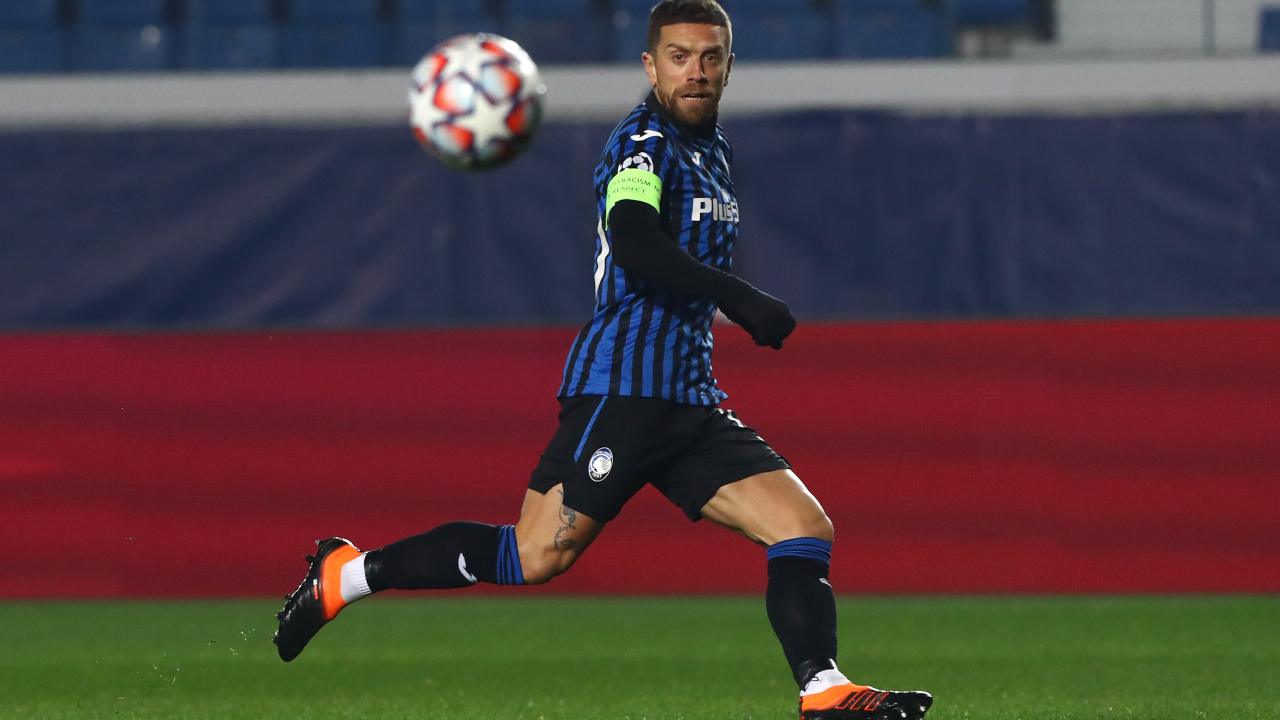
[1,596,1277,719]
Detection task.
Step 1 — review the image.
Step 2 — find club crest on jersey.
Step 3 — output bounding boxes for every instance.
[619,152,654,173]
[691,196,740,223]
[588,447,614,482]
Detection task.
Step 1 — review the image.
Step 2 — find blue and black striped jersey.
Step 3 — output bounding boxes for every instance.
[558,92,740,406]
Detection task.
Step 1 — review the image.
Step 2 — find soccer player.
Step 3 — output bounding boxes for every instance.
[275,2,932,718]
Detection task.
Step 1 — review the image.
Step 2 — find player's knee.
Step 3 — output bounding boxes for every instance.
[517,544,579,585]
[809,511,835,543]
[761,509,833,547]
[777,508,834,545]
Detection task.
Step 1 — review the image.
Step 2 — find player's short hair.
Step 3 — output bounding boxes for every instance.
[646,0,733,53]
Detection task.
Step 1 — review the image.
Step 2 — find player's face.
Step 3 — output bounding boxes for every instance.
[643,23,733,127]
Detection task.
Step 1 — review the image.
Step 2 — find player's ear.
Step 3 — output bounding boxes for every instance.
[642,51,658,87]
[724,53,733,87]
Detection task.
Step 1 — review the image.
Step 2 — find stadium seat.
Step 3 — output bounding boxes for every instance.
[182,25,279,70]
[1262,7,1280,52]
[181,0,278,70]
[728,3,833,62]
[281,0,389,68]
[288,0,381,22]
[948,0,1034,26]
[835,2,948,59]
[0,0,66,73]
[398,0,501,24]
[0,29,68,73]
[280,25,390,68]
[73,0,174,71]
[611,0,653,63]
[186,0,274,25]
[613,0,832,62]
[73,25,174,71]
[78,0,169,26]
[506,0,611,65]
[394,0,504,65]
[507,0,596,20]
[0,0,60,28]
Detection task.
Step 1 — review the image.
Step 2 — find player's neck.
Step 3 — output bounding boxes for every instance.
[645,91,718,140]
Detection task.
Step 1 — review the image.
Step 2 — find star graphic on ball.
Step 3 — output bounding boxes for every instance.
[452,87,514,151]
[436,39,494,87]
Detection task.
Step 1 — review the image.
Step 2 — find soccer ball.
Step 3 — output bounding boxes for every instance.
[408,33,546,170]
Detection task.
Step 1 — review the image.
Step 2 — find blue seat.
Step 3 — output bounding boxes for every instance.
[181,0,277,70]
[396,23,445,65]
[182,24,279,69]
[835,3,948,59]
[73,26,174,71]
[507,20,611,64]
[949,0,1034,26]
[0,28,68,72]
[612,0,655,19]
[503,0,609,64]
[611,0,653,63]
[398,0,499,24]
[729,12,832,61]
[614,0,793,62]
[1262,7,1280,52]
[393,0,503,65]
[186,0,274,25]
[289,0,381,22]
[78,0,168,26]
[282,0,388,68]
[72,0,173,71]
[0,0,60,28]
[727,0,820,10]
[506,0,596,20]
[280,24,390,68]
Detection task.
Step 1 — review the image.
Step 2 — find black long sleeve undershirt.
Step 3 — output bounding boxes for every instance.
[606,198,796,349]
[607,198,754,306]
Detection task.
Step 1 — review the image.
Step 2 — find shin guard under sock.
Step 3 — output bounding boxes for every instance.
[364,522,524,591]
[765,537,838,688]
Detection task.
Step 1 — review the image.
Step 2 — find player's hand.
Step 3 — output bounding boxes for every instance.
[720,288,796,349]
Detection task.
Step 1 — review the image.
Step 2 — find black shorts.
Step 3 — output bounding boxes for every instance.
[528,395,790,523]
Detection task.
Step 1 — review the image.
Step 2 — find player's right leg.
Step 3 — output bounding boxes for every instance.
[702,471,933,719]
[273,487,602,662]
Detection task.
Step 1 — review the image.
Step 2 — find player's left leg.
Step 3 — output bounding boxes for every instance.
[700,469,932,720]
[275,396,630,662]
[273,486,603,662]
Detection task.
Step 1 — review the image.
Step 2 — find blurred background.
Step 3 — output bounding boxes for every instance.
[1,0,1278,599]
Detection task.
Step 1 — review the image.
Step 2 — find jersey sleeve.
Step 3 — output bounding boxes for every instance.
[604,124,678,224]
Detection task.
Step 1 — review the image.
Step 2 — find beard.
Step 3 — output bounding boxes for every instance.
[660,85,721,127]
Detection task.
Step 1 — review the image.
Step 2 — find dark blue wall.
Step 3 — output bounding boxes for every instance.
[2,109,1278,329]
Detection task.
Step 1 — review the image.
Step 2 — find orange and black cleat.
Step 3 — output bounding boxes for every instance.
[273,537,361,662]
[800,683,933,720]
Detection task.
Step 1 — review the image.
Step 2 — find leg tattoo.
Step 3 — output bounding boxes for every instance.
[553,489,579,551]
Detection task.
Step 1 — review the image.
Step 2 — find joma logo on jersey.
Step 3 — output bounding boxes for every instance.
[691,197,739,223]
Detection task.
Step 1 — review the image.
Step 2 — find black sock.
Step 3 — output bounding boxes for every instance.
[363,522,524,591]
[765,538,838,688]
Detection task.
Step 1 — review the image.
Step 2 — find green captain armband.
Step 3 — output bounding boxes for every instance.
[605,168,663,224]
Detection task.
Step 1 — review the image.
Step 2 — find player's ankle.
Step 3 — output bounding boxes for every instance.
[338,552,373,605]
[798,659,857,696]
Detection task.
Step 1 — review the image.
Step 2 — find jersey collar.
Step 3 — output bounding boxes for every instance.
[645,91,719,142]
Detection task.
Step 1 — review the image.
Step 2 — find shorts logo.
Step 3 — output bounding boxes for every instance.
[588,447,614,482]
[618,152,654,173]
[457,553,478,584]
